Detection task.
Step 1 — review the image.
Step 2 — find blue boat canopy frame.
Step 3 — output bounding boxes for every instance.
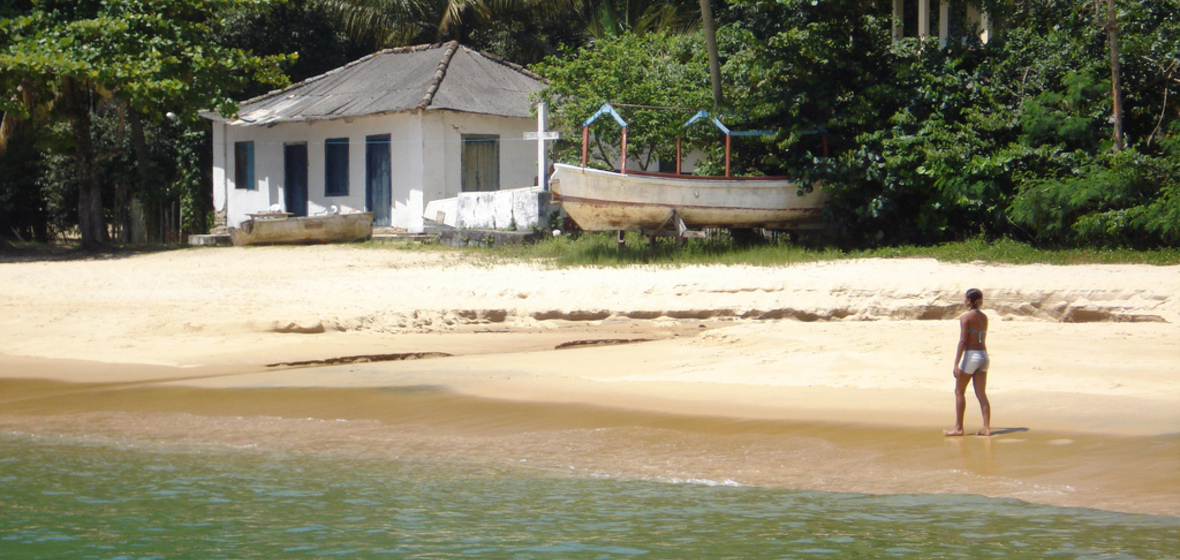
[580,104,631,171]
[679,110,776,177]
[578,103,790,178]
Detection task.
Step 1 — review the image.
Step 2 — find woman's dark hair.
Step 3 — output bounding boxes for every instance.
[966,288,983,303]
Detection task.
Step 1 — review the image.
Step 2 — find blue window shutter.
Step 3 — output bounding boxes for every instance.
[246,141,255,190]
[234,141,256,190]
[325,138,349,196]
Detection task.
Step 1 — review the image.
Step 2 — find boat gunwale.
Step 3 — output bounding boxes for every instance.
[554,163,796,184]
[555,194,824,214]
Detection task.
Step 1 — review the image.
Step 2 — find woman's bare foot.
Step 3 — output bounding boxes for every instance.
[943,428,965,436]
[977,428,992,436]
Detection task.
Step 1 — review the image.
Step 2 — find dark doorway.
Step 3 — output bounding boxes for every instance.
[461,134,500,192]
[284,143,308,217]
[365,134,392,227]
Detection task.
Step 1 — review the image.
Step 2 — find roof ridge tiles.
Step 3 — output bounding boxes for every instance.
[416,40,460,110]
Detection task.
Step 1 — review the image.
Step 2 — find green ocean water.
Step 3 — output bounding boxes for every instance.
[1,432,1177,560]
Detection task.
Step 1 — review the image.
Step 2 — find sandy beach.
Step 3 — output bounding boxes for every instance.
[1,245,1177,516]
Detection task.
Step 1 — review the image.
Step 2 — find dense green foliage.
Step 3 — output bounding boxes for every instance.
[0,0,291,247]
[743,0,1180,247]
[839,1,1180,247]
[219,0,355,99]
[533,0,1180,248]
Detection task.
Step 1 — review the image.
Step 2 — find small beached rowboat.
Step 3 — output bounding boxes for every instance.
[230,212,374,246]
[550,163,828,233]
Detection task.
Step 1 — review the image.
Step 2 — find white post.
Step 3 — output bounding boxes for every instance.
[939,0,950,47]
[892,0,904,42]
[526,103,559,190]
[537,102,548,191]
[918,0,930,38]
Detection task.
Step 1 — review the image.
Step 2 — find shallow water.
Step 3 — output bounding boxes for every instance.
[4,379,1179,515]
[2,431,1179,560]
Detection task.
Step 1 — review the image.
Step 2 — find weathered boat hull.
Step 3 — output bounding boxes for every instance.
[230,212,374,246]
[550,164,828,232]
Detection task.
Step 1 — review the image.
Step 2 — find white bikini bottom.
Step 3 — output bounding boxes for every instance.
[960,350,989,375]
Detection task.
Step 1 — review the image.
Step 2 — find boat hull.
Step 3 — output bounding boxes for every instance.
[230,212,374,246]
[550,164,828,232]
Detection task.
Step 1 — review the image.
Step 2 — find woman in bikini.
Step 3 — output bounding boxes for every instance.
[944,288,991,436]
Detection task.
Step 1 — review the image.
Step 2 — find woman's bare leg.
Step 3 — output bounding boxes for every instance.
[944,373,972,436]
[973,370,991,436]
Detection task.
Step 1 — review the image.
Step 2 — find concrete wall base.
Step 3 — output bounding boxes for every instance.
[425,187,558,231]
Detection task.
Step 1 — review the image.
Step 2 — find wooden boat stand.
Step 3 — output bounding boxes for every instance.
[615,210,707,248]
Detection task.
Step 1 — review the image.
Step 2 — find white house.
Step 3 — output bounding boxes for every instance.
[891,0,992,46]
[202,42,545,233]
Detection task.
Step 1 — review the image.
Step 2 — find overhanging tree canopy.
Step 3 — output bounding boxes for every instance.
[0,0,291,248]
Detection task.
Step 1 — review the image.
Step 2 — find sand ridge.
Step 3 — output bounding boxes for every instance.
[1,247,1176,353]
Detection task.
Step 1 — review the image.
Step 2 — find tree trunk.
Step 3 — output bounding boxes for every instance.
[699,0,724,111]
[127,106,156,243]
[62,78,106,249]
[1105,0,1125,151]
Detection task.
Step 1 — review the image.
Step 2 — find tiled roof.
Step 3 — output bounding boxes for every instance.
[203,42,543,125]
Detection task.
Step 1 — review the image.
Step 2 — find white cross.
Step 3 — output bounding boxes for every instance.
[524,102,561,190]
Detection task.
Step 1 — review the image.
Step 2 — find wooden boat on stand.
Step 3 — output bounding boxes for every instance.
[549,104,829,246]
[230,211,374,246]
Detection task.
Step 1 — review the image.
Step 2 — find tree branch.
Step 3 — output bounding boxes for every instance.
[1146,84,1170,148]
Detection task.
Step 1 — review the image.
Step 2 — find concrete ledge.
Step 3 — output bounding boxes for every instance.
[434,228,544,248]
[371,233,433,243]
[188,234,232,247]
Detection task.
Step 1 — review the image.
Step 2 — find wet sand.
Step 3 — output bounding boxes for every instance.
[1,246,1178,516]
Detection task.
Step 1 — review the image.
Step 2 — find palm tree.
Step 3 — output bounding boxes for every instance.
[316,0,703,61]
[316,0,585,52]
[585,0,700,39]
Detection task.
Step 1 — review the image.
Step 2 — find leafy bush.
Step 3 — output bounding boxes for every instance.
[1009,147,1180,246]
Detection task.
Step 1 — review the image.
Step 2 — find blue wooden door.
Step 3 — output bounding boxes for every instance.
[283,143,308,217]
[365,134,392,227]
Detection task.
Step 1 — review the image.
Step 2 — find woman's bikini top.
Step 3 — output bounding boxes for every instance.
[967,307,986,343]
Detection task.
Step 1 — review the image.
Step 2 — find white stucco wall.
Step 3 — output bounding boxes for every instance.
[424,111,537,197]
[211,122,227,226]
[211,110,537,233]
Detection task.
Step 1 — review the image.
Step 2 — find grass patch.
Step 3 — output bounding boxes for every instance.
[6,234,1176,267]
[464,232,1180,267]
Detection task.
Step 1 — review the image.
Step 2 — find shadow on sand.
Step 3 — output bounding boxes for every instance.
[986,427,1030,436]
[0,242,182,263]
